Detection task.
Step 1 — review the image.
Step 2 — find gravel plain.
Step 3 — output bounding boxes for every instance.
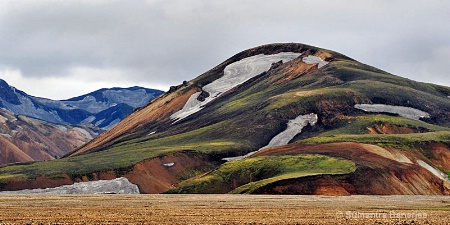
[0,195,449,224]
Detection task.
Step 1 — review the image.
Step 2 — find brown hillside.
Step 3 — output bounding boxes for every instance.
[0,108,93,164]
[252,142,450,195]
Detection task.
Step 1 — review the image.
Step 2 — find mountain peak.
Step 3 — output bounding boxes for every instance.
[0,79,21,105]
[2,43,450,195]
[0,78,8,87]
[191,43,351,88]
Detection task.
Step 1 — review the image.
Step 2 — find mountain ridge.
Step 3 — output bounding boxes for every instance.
[0,78,163,165]
[1,43,449,195]
[0,79,164,129]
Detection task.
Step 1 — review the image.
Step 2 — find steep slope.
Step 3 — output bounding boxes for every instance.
[0,80,163,130]
[0,108,94,165]
[1,43,450,195]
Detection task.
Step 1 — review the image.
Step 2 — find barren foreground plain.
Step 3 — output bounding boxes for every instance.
[0,195,449,224]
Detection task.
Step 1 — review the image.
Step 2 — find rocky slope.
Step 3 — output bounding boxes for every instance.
[0,79,163,130]
[0,108,94,164]
[1,43,450,195]
[0,80,163,165]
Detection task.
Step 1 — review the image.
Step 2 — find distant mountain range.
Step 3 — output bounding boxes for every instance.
[0,78,163,164]
[0,79,164,130]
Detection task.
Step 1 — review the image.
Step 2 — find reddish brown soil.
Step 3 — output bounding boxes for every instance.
[0,152,215,194]
[367,123,416,134]
[1,175,73,191]
[428,143,450,170]
[0,109,93,165]
[2,141,449,196]
[124,152,215,193]
[253,142,450,195]
[274,51,335,84]
[273,55,318,84]
[0,137,33,164]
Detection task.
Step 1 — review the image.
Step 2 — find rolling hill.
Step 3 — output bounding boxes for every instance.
[1,43,449,195]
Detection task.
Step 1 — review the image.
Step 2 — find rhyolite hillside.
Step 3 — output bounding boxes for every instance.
[0,108,94,164]
[1,43,449,195]
[0,80,163,165]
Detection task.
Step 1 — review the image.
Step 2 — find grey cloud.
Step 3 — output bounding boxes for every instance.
[0,0,449,88]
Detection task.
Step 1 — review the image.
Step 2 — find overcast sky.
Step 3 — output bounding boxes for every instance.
[1,0,449,100]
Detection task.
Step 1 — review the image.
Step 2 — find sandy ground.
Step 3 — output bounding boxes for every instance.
[0,195,448,224]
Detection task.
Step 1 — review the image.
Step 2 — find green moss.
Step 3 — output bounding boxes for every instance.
[48,174,67,180]
[168,154,356,194]
[0,137,245,181]
[300,131,450,150]
[316,115,450,137]
[264,88,357,111]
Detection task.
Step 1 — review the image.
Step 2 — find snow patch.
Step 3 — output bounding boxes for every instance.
[223,113,318,161]
[302,55,329,68]
[417,160,449,182]
[0,177,140,194]
[148,131,156,135]
[170,52,302,122]
[170,92,202,122]
[354,104,430,121]
[262,113,318,149]
[163,162,175,167]
[73,127,93,139]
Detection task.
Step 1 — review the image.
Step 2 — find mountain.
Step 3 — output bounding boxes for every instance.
[0,79,163,165]
[0,107,94,164]
[0,79,164,130]
[1,43,450,195]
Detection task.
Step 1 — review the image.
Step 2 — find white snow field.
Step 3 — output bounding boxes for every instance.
[0,177,140,194]
[170,52,302,122]
[302,55,329,68]
[417,160,450,182]
[354,104,430,120]
[223,113,318,161]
